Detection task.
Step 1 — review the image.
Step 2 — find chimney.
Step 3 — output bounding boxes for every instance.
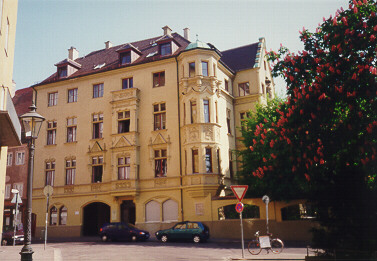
[183,28,190,41]
[162,25,172,36]
[105,41,113,49]
[68,47,79,60]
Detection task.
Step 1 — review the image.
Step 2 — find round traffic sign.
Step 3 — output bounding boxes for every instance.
[43,185,53,197]
[235,202,244,213]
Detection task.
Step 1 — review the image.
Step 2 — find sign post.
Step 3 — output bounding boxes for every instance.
[231,185,248,259]
[262,195,270,234]
[11,189,21,246]
[43,185,53,250]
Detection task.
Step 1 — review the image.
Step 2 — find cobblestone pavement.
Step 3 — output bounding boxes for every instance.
[0,238,308,261]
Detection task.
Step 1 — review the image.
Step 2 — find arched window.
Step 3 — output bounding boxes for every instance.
[162,199,178,222]
[145,200,160,222]
[59,206,67,225]
[50,206,58,225]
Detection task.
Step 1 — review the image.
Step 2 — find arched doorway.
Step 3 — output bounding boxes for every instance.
[83,202,110,236]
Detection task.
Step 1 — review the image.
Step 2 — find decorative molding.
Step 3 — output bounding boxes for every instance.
[91,183,101,191]
[115,181,131,189]
[154,179,167,187]
[64,186,74,194]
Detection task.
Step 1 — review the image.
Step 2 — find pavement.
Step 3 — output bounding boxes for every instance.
[0,237,310,261]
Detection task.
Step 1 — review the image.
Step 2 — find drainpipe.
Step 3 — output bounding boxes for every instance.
[175,56,184,221]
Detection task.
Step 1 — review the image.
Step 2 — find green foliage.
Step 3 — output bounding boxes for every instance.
[239,0,377,253]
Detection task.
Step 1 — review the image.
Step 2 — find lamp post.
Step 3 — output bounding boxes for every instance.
[19,102,45,261]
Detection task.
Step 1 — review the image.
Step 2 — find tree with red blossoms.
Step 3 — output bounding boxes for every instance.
[239,0,377,254]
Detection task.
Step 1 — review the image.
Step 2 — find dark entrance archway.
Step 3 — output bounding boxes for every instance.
[83,202,110,236]
[120,200,135,225]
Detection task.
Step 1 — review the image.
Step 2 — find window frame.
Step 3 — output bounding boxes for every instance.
[119,51,131,65]
[153,103,166,131]
[192,149,199,174]
[153,71,165,87]
[92,156,103,183]
[50,206,58,226]
[92,113,104,139]
[201,61,208,77]
[205,148,213,173]
[189,62,195,77]
[47,121,57,145]
[59,206,67,225]
[203,99,210,123]
[45,161,55,186]
[122,77,133,89]
[154,149,167,177]
[65,159,76,185]
[48,92,58,107]
[6,152,12,166]
[160,42,172,56]
[238,82,250,96]
[118,111,131,134]
[118,156,131,180]
[190,100,197,124]
[66,117,77,143]
[58,66,68,78]
[227,110,232,135]
[15,151,25,165]
[93,83,104,98]
[67,88,78,103]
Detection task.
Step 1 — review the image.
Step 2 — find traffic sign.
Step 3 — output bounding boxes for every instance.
[231,185,248,202]
[43,185,53,196]
[235,202,244,213]
[11,193,22,204]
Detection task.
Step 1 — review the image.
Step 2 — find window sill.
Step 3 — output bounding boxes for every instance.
[65,141,78,144]
[152,128,167,133]
[45,144,57,147]
[90,138,104,141]
[152,85,165,88]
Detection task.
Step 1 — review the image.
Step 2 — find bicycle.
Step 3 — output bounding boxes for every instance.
[247,231,284,255]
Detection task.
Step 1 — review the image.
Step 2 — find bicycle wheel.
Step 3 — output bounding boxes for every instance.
[248,240,262,255]
[270,238,284,254]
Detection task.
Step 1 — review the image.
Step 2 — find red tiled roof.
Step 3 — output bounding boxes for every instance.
[12,87,33,116]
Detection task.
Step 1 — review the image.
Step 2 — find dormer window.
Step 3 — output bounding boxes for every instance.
[58,66,67,78]
[160,42,172,56]
[120,52,131,65]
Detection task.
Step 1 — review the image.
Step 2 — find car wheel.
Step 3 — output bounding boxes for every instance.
[1,239,8,246]
[101,235,108,242]
[161,234,168,243]
[193,235,201,243]
[131,235,137,242]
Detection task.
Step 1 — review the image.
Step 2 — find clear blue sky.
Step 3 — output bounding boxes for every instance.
[13,0,349,96]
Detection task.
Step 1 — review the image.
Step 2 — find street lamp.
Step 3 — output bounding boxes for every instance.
[19,102,45,261]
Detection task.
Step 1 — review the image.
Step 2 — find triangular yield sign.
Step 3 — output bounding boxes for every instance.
[231,185,248,202]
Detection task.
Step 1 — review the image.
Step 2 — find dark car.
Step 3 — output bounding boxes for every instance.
[155,221,209,243]
[1,229,24,246]
[99,222,149,242]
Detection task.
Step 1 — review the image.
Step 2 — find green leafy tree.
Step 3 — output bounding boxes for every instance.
[240,0,377,253]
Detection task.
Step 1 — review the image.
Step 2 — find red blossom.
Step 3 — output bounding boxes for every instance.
[249,146,254,151]
[320,159,325,164]
[305,173,310,181]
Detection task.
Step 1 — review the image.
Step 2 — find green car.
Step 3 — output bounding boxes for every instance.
[155,221,209,243]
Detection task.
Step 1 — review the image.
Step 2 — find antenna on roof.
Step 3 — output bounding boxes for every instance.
[196,34,199,41]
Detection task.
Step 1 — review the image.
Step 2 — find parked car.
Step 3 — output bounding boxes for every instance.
[1,228,24,246]
[155,221,209,243]
[99,222,150,242]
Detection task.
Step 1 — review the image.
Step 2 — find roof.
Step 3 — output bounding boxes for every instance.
[38,33,190,85]
[36,32,261,86]
[12,87,33,117]
[220,42,259,72]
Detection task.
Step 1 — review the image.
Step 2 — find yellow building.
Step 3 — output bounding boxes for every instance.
[0,0,20,238]
[32,26,274,238]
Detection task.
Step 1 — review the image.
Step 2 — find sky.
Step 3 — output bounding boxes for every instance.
[13,0,350,96]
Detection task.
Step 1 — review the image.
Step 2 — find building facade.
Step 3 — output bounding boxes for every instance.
[31,26,274,237]
[0,0,20,239]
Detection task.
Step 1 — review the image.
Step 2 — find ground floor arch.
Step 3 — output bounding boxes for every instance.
[82,202,110,236]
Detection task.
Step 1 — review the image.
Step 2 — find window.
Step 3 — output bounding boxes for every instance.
[162,200,178,222]
[145,200,160,222]
[215,101,218,123]
[58,66,67,78]
[15,151,25,165]
[92,156,103,183]
[190,101,197,124]
[59,206,67,225]
[239,82,250,96]
[227,110,232,135]
[240,112,250,131]
[225,80,229,92]
[192,149,199,173]
[118,156,130,180]
[122,77,133,89]
[13,183,23,197]
[68,88,77,103]
[47,121,57,145]
[153,71,165,87]
[155,149,167,177]
[202,61,208,76]
[205,148,212,173]
[203,99,210,123]
[189,62,195,77]
[93,83,104,98]
[67,118,77,143]
[48,92,58,107]
[229,150,234,179]
[5,184,11,199]
[65,159,76,185]
[45,161,55,186]
[153,103,166,130]
[120,52,131,65]
[50,206,58,226]
[160,42,172,56]
[118,111,130,133]
[92,113,103,139]
[6,152,12,166]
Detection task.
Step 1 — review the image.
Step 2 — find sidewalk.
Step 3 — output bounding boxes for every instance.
[0,245,56,261]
